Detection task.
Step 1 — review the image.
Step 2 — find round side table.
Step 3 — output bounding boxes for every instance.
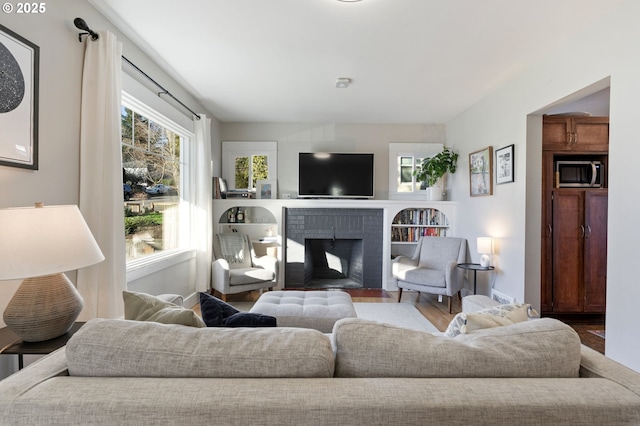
[457,263,495,294]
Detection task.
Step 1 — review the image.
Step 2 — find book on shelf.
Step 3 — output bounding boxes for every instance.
[392,208,449,226]
[391,225,447,242]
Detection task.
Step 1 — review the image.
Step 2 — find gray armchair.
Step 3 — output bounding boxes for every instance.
[393,237,467,313]
[211,233,278,301]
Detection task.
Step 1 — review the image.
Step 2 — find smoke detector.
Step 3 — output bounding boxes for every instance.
[336,78,351,88]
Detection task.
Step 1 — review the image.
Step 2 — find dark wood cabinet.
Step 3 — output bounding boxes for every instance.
[550,189,607,313]
[542,116,609,152]
[541,116,608,315]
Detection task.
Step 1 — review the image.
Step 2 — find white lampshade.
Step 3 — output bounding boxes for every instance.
[477,237,493,268]
[0,204,104,342]
[0,204,104,280]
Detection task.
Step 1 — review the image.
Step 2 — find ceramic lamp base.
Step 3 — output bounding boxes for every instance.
[3,273,84,342]
[480,254,491,268]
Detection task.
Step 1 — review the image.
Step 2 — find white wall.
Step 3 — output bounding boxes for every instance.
[445,0,640,371]
[0,0,219,379]
[220,123,446,199]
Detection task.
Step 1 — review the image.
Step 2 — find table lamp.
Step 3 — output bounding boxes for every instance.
[0,203,104,342]
[477,237,494,268]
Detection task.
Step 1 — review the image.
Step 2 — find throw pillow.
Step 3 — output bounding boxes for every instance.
[443,303,539,337]
[123,291,206,328]
[224,312,277,328]
[199,292,277,327]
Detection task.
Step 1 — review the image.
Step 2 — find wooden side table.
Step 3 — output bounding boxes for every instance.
[0,322,85,369]
[457,263,495,294]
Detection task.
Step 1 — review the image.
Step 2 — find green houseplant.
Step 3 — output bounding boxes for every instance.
[414,146,458,199]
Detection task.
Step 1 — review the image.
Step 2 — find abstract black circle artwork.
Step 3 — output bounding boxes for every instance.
[0,41,25,113]
[0,24,39,170]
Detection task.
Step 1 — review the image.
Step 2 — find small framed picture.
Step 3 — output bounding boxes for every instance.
[257,179,277,199]
[495,144,514,184]
[469,146,493,197]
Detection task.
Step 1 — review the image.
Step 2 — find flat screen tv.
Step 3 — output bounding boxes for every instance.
[298,152,374,199]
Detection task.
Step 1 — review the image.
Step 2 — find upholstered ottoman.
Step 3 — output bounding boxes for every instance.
[249,290,357,332]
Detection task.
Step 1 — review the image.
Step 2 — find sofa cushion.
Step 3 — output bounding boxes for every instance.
[444,303,539,337]
[123,290,205,328]
[334,317,581,378]
[199,292,276,327]
[67,318,334,378]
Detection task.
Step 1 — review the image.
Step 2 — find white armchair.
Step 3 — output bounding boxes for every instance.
[393,237,467,313]
[211,233,278,301]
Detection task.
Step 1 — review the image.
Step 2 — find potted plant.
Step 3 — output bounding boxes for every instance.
[414,146,458,200]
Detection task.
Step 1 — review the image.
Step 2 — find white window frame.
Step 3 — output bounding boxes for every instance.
[388,143,443,200]
[122,91,196,274]
[222,141,278,190]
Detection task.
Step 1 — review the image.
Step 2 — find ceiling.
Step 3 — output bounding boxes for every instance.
[91,0,620,123]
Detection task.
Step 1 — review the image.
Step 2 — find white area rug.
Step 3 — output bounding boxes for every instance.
[230,301,439,333]
[353,303,439,333]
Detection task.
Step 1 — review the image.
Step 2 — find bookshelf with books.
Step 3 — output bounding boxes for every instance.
[391,207,450,256]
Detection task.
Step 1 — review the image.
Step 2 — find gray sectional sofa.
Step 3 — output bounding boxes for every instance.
[1,301,639,425]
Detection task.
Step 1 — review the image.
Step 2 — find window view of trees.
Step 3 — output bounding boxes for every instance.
[121,105,183,261]
[234,155,268,189]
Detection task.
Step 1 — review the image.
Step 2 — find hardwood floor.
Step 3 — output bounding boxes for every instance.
[205,289,604,354]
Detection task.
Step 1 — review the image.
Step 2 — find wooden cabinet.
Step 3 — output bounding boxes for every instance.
[548,189,607,313]
[542,116,609,152]
[541,114,609,315]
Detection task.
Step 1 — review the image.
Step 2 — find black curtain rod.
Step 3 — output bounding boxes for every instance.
[74,17,201,120]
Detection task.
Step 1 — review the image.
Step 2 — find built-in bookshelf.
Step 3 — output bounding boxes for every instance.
[391,208,449,242]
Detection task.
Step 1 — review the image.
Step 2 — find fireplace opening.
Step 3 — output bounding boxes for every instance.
[304,239,363,289]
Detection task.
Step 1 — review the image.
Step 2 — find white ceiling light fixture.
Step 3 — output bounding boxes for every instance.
[336,78,351,88]
[337,0,363,2]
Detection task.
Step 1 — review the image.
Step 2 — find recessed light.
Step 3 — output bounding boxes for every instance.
[336,78,351,88]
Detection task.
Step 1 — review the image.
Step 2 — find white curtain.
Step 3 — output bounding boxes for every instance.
[193,114,213,292]
[77,31,126,320]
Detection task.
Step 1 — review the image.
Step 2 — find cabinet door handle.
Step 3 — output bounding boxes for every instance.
[580,225,585,238]
[566,132,572,144]
[585,225,592,238]
[547,224,552,237]
[573,132,578,145]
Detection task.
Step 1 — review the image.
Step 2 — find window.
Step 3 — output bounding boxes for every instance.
[388,143,443,200]
[121,93,193,262]
[222,141,277,191]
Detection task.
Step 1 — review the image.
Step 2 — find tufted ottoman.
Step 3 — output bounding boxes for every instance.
[249,290,357,332]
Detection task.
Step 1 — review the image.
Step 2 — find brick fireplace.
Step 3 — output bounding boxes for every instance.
[284,208,383,289]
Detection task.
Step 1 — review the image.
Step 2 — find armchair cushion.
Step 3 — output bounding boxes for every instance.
[229,267,275,286]
[216,233,252,268]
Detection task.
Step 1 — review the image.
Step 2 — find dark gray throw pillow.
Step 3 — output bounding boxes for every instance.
[199,292,276,327]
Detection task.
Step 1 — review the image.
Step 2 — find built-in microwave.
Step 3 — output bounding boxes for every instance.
[555,160,603,188]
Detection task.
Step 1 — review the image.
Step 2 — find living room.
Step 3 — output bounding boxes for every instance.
[0,0,638,385]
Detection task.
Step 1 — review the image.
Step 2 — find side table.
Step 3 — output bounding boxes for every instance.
[457,263,495,294]
[0,322,85,369]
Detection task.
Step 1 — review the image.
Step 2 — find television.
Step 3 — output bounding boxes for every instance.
[298,153,374,199]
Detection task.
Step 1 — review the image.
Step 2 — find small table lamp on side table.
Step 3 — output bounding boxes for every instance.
[0,203,104,343]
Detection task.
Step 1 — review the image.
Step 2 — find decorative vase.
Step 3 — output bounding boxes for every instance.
[427,186,443,201]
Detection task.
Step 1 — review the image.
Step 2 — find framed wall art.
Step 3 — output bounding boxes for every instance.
[257,179,277,199]
[495,144,514,184]
[469,146,493,197]
[0,24,39,170]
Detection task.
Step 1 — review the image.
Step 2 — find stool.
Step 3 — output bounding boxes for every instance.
[249,290,356,332]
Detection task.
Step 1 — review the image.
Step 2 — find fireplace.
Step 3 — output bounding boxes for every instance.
[284,208,383,289]
[304,238,363,289]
